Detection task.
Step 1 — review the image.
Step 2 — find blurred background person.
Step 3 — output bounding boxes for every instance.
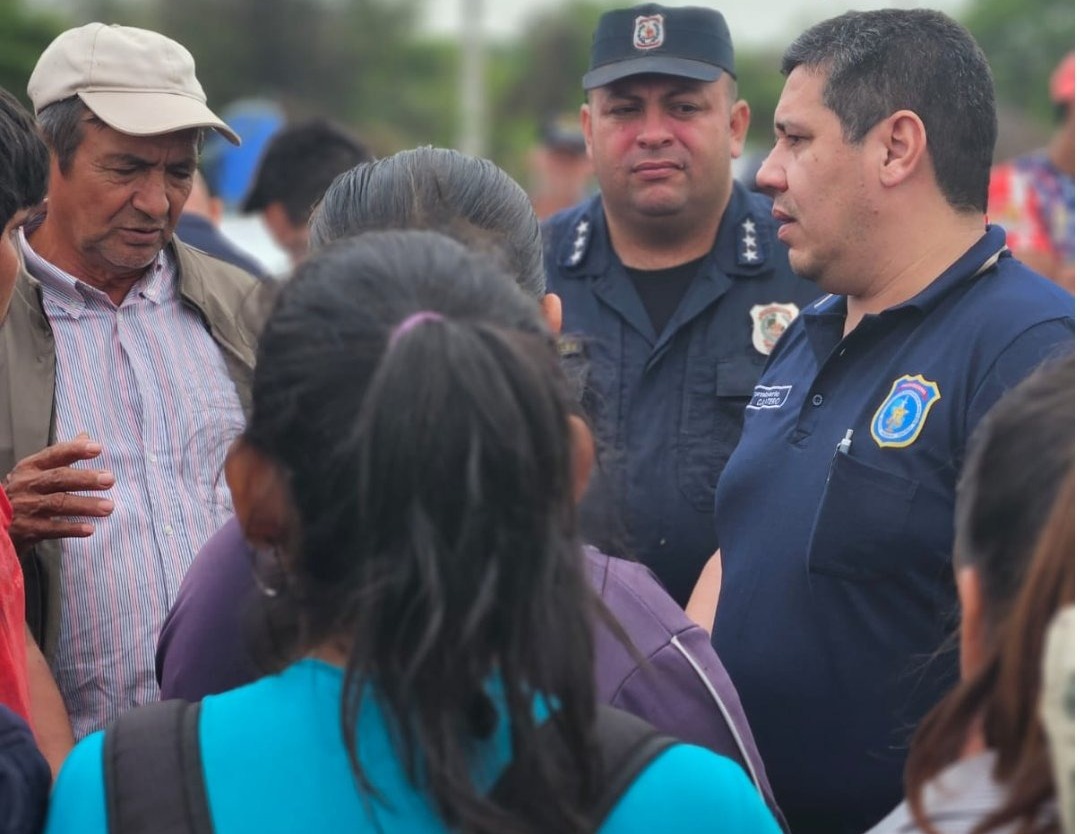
[177,170,271,281]
[240,118,372,266]
[988,53,1075,292]
[527,114,594,221]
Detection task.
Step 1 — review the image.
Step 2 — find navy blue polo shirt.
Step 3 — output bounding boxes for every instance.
[544,183,820,605]
[710,226,1074,834]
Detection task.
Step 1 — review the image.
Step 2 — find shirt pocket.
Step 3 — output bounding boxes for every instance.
[677,357,764,513]
[807,450,919,580]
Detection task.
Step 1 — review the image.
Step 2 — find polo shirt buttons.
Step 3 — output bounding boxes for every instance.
[811,393,825,407]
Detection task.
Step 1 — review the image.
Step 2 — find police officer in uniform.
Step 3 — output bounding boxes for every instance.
[544,4,818,606]
[690,10,1075,833]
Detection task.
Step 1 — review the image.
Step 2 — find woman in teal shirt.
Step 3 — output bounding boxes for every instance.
[46,231,779,834]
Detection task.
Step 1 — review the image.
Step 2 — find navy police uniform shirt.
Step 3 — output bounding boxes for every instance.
[544,182,819,605]
[711,225,1074,834]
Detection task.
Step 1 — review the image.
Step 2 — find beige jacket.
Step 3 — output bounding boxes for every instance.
[0,241,268,654]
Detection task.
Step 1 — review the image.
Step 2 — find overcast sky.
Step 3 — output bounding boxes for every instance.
[420,0,972,47]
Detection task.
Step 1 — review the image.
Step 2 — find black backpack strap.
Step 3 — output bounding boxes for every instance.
[104,699,213,834]
[490,704,677,829]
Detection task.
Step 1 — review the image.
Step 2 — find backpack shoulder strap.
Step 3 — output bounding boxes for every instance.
[585,706,678,826]
[104,699,213,834]
[490,704,677,829]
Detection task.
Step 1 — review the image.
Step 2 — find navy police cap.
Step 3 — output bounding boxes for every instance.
[583,4,736,90]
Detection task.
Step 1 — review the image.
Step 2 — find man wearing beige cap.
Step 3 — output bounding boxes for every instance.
[0,23,264,738]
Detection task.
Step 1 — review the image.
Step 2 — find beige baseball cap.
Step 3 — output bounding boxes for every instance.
[27,23,240,145]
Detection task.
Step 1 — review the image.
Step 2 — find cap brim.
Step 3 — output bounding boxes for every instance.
[583,57,724,91]
[78,90,241,145]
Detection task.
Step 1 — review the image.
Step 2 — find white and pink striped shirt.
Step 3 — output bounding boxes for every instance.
[20,230,244,738]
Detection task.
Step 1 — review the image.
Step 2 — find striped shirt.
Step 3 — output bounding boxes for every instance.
[20,229,244,739]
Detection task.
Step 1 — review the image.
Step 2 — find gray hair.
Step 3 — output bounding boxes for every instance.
[309,146,546,301]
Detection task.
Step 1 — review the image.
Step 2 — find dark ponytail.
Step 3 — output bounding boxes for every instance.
[245,230,600,833]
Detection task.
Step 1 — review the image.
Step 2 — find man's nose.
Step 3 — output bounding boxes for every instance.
[636,106,674,148]
[131,172,170,219]
[755,145,786,196]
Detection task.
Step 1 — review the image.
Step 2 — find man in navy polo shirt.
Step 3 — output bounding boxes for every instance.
[691,10,1074,834]
[544,4,818,605]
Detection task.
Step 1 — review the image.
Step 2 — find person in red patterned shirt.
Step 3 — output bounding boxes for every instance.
[987,53,1074,292]
[0,87,73,778]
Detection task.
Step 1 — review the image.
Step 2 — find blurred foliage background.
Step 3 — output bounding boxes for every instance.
[0,0,1073,182]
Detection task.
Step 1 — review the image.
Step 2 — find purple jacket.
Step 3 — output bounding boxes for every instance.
[158,520,782,826]
[585,547,782,826]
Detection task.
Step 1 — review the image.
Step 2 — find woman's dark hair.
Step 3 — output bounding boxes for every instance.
[953,354,1074,631]
[905,355,1075,834]
[908,474,1074,834]
[308,146,546,300]
[246,229,599,833]
[0,87,48,228]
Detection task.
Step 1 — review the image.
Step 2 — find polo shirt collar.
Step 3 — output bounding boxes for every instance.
[800,225,1009,326]
[881,225,1007,315]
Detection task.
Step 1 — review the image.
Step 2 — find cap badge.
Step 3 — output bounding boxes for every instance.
[633,14,664,51]
[870,374,942,448]
[749,302,799,355]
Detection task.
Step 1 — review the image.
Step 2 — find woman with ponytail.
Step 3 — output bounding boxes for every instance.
[45,231,778,834]
[157,147,783,826]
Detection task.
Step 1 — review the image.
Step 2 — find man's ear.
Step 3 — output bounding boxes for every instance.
[568,414,595,504]
[957,565,987,681]
[728,99,751,159]
[262,202,308,264]
[877,110,927,189]
[208,195,225,226]
[580,101,594,163]
[541,292,563,334]
[225,439,293,547]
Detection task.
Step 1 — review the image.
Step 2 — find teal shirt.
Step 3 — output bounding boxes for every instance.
[45,660,780,833]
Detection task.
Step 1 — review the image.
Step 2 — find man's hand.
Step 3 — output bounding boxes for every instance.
[4,433,114,549]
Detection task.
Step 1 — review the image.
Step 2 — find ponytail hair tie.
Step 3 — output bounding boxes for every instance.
[388,311,445,346]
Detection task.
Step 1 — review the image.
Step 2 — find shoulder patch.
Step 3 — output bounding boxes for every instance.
[564,217,592,267]
[737,215,764,266]
[749,302,799,355]
[870,374,942,448]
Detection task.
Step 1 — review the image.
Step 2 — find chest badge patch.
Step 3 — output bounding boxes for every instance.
[633,14,664,50]
[871,374,942,448]
[749,302,799,355]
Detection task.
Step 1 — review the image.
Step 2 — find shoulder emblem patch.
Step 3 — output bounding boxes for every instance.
[633,14,664,50]
[749,302,799,355]
[870,374,942,448]
[565,217,591,267]
[737,216,764,266]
